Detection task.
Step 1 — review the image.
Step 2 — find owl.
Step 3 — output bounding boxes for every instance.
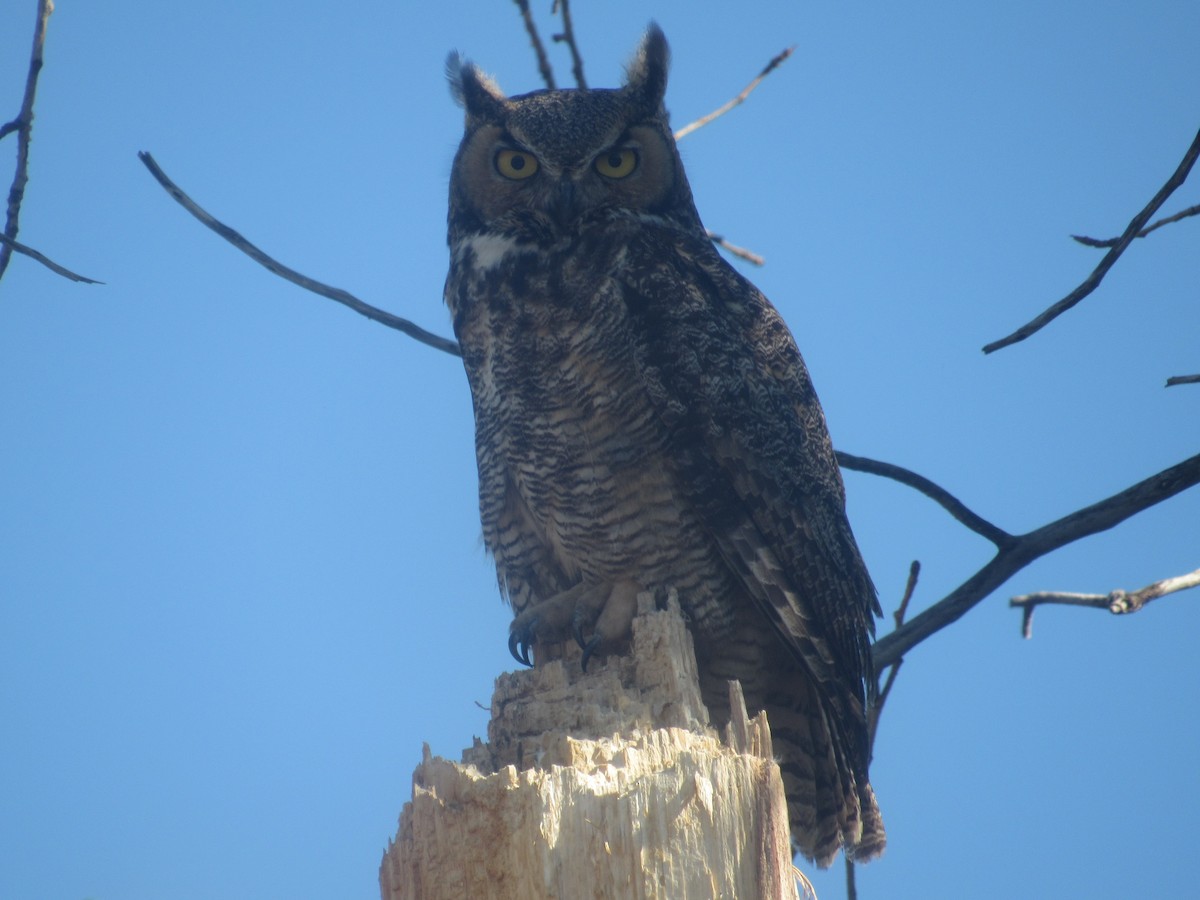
[444,25,884,866]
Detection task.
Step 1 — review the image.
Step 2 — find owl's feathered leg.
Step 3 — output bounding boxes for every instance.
[508,578,642,671]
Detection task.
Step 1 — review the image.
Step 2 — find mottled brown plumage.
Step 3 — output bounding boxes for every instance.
[445,25,884,865]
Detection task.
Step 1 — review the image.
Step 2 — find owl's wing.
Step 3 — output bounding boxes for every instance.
[617,227,880,736]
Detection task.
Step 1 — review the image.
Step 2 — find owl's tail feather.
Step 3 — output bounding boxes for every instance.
[851,781,887,861]
[769,677,886,867]
[698,628,884,866]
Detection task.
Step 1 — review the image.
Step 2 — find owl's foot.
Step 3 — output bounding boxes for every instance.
[508,579,642,671]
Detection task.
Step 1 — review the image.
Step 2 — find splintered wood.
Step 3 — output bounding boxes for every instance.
[379,592,801,900]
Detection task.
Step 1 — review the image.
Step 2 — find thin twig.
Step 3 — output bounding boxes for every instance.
[870,561,920,736]
[983,126,1200,354]
[893,561,921,629]
[0,0,54,283]
[837,451,1014,548]
[706,231,764,266]
[871,452,1200,669]
[1072,203,1200,247]
[673,45,795,141]
[1166,374,1200,387]
[512,0,556,90]
[551,0,587,89]
[137,151,461,357]
[1011,567,1200,639]
[0,232,101,284]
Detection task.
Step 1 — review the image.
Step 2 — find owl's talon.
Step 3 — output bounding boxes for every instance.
[506,633,523,666]
[508,617,537,667]
[579,634,602,672]
[504,581,639,670]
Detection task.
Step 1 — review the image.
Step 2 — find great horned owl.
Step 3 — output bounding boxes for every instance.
[445,25,884,866]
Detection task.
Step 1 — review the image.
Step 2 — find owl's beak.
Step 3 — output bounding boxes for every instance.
[549,179,577,228]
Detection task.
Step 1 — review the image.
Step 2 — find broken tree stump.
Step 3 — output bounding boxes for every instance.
[380,591,802,900]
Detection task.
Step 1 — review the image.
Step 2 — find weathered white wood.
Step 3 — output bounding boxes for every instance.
[380,592,801,900]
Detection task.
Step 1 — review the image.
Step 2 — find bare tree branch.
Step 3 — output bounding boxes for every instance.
[1011,568,1200,639]
[983,125,1200,354]
[137,151,461,357]
[1072,203,1199,247]
[512,0,556,90]
[706,231,764,266]
[0,0,54,284]
[0,232,101,284]
[551,0,587,89]
[836,451,1014,547]
[673,45,795,141]
[1166,374,1200,387]
[871,452,1200,670]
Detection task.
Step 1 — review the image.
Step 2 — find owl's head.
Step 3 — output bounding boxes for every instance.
[446,24,702,243]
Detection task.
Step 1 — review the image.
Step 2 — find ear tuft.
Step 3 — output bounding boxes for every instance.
[623,23,669,117]
[446,53,508,122]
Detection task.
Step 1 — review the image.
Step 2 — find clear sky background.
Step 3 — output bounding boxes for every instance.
[2,2,1197,898]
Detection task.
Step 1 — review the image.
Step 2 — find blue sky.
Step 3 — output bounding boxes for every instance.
[2,2,1197,898]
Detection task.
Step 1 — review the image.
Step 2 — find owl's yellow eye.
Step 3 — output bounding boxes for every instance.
[594,148,638,179]
[495,149,539,180]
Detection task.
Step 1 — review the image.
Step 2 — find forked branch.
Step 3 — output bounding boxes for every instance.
[0,232,101,283]
[1,0,98,287]
[869,452,1200,669]
[1,0,66,285]
[1072,202,1199,247]
[551,0,587,89]
[983,126,1200,354]
[1011,568,1200,639]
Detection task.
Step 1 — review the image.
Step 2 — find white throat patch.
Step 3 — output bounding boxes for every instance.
[456,233,526,270]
